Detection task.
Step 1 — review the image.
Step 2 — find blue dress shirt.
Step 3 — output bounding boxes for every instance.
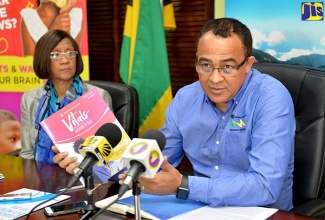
[161,68,295,211]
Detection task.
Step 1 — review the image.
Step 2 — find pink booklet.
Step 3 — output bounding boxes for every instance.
[40,88,131,184]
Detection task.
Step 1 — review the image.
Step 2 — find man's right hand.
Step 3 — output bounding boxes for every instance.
[52,145,79,174]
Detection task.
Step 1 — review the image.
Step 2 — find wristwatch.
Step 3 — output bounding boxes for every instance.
[176,175,189,200]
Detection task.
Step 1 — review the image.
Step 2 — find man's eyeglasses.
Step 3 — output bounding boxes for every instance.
[195,56,248,76]
[50,51,78,60]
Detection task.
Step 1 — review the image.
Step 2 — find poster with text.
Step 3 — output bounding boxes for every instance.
[0,0,89,121]
[225,0,325,69]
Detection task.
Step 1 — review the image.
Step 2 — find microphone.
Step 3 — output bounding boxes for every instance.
[118,130,166,197]
[67,123,122,189]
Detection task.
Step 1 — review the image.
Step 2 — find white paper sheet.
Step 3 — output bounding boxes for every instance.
[169,206,278,220]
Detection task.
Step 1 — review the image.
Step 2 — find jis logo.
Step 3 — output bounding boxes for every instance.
[301,2,324,20]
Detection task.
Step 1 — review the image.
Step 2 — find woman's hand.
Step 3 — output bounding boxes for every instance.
[49,12,70,33]
[49,0,78,33]
[60,0,77,13]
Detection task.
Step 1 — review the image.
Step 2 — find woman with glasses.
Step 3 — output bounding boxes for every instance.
[20,30,112,175]
[119,18,295,211]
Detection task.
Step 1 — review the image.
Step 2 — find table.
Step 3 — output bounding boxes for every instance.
[0,154,320,220]
[0,154,122,220]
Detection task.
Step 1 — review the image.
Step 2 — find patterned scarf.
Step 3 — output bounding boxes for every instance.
[34,76,84,164]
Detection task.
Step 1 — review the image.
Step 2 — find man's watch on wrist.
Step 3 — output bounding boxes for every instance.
[176,175,189,200]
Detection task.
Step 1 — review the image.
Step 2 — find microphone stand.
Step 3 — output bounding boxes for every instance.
[133,179,142,220]
[80,167,98,219]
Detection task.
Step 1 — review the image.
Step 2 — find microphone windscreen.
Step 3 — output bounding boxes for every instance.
[95,123,122,147]
[141,130,166,150]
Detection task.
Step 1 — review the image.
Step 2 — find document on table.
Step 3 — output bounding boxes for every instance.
[0,188,70,220]
[169,206,278,220]
[96,189,278,220]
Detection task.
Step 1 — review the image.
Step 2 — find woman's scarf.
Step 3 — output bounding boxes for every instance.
[34,76,83,164]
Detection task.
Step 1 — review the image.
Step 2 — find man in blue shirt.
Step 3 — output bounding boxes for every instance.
[119,18,295,211]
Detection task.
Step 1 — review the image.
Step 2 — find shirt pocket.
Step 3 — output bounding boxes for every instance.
[224,131,252,169]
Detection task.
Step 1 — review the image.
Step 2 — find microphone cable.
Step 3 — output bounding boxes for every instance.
[25,186,70,220]
[88,194,122,220]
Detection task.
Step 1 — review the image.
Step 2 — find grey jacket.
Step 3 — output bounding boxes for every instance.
[19,83,112,160]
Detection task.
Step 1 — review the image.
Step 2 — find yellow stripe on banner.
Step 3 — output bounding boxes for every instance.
[139,86,173,136]
[0,56,89,92]
[124,0,140,84]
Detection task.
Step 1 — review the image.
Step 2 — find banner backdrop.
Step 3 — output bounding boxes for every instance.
[225,0,325,69]
[0,0,89,121]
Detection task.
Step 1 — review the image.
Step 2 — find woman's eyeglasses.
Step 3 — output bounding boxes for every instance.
[50,51,78,60]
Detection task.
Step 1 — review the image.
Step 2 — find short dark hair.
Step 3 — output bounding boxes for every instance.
[33,30,84,79]
[196,18,253,57]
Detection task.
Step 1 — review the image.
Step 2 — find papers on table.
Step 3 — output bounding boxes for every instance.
[169,206,278,220]
[96,190,278,220]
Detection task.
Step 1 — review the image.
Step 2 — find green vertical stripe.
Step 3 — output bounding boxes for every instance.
[120,36,131,84]
[120,0,171,130]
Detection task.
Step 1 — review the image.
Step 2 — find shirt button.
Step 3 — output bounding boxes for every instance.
[222,116,226,120]
[236,101,239,104]
[216,141,220,144]
[215,166,219,170]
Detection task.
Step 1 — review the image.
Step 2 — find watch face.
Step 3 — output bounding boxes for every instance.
[176,188,189,200]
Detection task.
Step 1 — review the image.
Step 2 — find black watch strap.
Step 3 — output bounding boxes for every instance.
[176,175,189,200]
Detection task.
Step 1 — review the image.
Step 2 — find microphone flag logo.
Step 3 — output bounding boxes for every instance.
[148,150,160,168]
[100,144,113,157]
[129,142,148,155]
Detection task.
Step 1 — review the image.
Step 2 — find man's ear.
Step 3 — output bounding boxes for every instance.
[245,56,256,72]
